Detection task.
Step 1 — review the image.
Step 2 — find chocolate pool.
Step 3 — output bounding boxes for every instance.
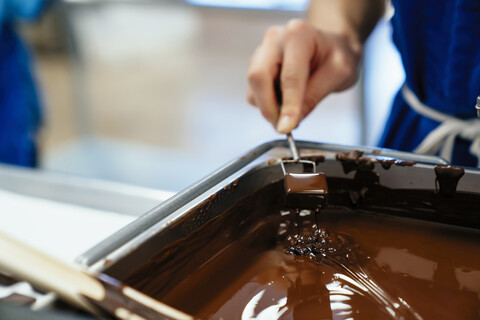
[78,141,480,319]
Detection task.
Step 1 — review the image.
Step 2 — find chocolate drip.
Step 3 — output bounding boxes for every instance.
[378,158,396,170]
[434,165,465,196]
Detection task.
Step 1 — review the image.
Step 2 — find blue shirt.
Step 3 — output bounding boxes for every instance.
[0,0,47,167]
[379,0,480,166]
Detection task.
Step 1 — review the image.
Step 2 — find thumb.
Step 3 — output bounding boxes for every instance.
[276,105,301,134]
[273,75,301,134]
[275,64,308,134]
[275,22,312,133]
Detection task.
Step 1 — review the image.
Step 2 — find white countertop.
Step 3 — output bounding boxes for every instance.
[0,165,175,263]
[0,188,136,262]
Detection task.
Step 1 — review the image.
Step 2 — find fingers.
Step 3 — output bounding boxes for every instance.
[302,42,358,119]
[246,86,256,106]
[300,69,338,121]
[277,20,316,133]
[247,20,360,134]
[247,26,283,126]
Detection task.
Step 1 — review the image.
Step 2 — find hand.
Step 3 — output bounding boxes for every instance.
[247,19,362,134]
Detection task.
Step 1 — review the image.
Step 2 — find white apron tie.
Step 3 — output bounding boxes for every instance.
[401,84,480,167]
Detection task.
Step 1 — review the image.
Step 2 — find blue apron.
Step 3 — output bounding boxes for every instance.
[378,0,480,167]
[0,0,47,167]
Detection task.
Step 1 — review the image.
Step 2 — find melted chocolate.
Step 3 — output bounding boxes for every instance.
[84,274,191,320]
[0,272,16,286]
[284,173,328,210]
[435,165,465,196]
[123,179,480,320]
[0,272,37,307]
[1,293,36,306]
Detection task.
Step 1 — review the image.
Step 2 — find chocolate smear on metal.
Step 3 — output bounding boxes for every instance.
[335,152,379,205]
[336,150,364,174]
[335,152,419,205]
[378,158,396,169]
[336,151,417,173]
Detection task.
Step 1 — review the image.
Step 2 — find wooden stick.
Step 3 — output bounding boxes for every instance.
[0,231,192,320]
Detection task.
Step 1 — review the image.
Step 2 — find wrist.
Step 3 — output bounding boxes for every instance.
[336,29,363,59]
[307,22,363,58]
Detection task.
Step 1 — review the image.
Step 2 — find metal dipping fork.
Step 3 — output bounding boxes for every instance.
[280,133,328,210]
[274,76,328,210]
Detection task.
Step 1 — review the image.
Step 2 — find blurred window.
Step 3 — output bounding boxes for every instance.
[186,0,308,11]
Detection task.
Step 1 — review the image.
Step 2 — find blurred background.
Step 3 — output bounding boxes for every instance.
[19,0,404,192]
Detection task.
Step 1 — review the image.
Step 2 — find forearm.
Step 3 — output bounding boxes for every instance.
[308,0,385,52]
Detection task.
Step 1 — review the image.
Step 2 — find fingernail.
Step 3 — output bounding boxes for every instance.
[276,115,295,134]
